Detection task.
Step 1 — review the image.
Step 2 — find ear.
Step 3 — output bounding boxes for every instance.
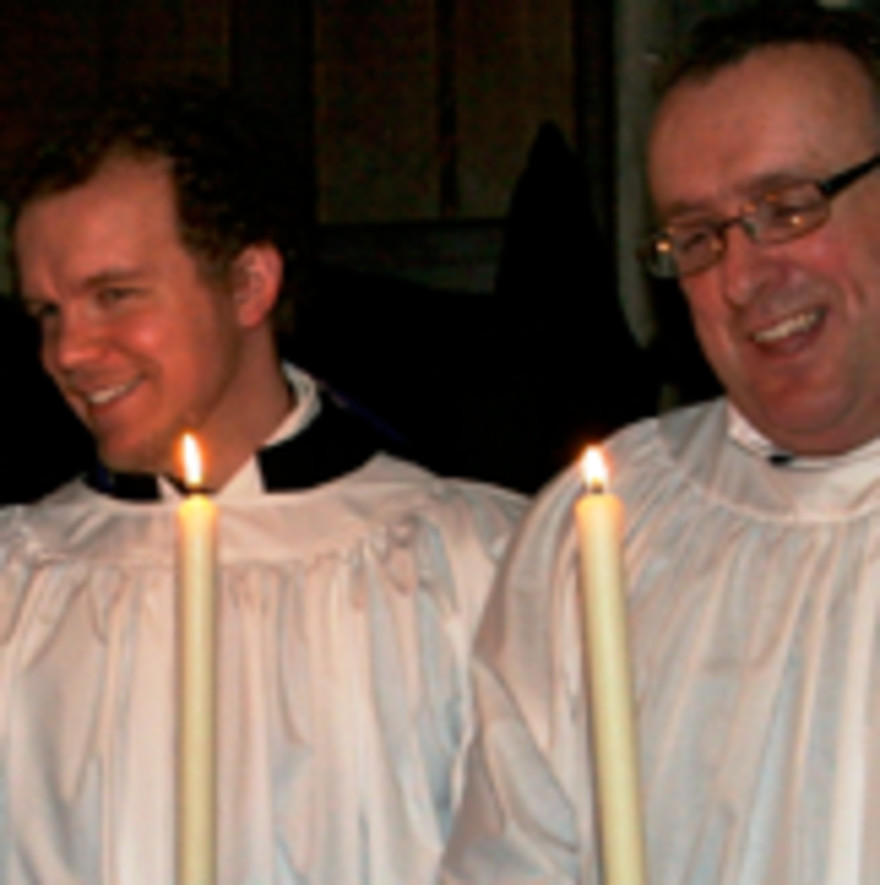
[230,243,284,329]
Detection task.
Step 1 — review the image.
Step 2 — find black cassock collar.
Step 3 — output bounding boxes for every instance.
[85,391,402,502]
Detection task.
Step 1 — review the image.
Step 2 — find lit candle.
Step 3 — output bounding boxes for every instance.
[575,447,646,884]
[176,432,218,884]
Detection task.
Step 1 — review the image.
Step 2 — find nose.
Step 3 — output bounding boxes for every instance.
[716,222,782,309]
[43,307,105,376]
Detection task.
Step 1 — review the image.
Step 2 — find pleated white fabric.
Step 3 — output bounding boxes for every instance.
[444,398,880,884]
[0,454,524,884]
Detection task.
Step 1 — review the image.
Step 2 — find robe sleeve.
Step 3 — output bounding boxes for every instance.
[442,465,593,883]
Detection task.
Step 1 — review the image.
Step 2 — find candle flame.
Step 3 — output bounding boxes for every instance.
[580,446,609,494]
[181,433,204,490]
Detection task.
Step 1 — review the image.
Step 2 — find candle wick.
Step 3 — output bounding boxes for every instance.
[167,475,191,496]
[168,474,214,497]
[588,479,606,495]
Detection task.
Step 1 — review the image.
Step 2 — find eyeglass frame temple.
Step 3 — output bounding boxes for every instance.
[819,151,880,197]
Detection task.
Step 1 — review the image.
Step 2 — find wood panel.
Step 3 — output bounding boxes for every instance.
[0,2,103,187]
[453,0,574,219]
[314,0,575,224]
[0,0,232,192]
[314,0,440,224]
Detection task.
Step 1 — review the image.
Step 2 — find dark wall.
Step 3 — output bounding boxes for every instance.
[0,299,92,504]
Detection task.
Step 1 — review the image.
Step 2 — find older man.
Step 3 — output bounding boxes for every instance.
[443,7,880,883]
[0,84,524,883]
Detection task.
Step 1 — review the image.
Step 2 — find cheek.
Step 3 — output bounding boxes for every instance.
[158,311,234,391]
[841,251,880,317]
[119,312,190,366]
[807,208,880,301]
[39,329,73,386]
[683,287,734,356]
[39,335,57,375]
[691,314,731,371]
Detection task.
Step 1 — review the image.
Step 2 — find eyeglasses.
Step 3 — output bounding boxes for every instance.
[642,152,880,279]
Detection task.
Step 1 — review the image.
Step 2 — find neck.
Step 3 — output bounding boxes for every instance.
[179,337,294,490]
[206,384,294,489]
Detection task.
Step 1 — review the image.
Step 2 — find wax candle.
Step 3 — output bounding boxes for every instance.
[575,447,646,884]
[176,432,218,885]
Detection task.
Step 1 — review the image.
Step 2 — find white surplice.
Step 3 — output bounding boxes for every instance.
[0,369,525,884]
[444,398,880,884]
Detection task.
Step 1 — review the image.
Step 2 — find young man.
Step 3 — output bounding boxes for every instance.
[443,8,880,883]
[0,84,524,883]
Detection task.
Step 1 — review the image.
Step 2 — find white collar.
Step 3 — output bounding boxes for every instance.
[725,400,880,470]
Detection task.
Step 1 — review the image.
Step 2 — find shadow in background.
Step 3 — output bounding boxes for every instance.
[484,122,657,488]
[0,298,93,504]
[289,123,659,493]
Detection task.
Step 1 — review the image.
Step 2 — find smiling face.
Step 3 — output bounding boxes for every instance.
[14,156,285,481]
[649,44,880,455]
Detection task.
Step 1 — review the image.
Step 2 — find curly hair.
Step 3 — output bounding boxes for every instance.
[9,81,303,319]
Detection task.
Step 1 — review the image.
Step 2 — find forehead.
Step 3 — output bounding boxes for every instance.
[14,157,181,278]
[648,44,879,217]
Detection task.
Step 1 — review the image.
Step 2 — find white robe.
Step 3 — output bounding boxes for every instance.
[0,430,524,883]
[444,398,880,884]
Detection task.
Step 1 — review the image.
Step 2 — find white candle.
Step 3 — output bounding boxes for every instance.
[575,447,646,884]
[176,432,218,885]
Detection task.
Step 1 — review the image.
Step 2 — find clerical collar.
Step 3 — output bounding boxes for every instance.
[726,401,880,469]
[85,366,401,501]
[727,404,795,465]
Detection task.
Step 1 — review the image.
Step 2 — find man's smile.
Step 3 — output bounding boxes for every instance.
[750,306,826,348]
[77,376,143,409]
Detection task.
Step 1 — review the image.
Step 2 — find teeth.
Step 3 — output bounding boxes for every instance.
[86,379,139,406]
[753,309,821,344]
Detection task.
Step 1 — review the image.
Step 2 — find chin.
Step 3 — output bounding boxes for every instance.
[98,436,174,477]
[753,409,868,456]
[741,384,847,438]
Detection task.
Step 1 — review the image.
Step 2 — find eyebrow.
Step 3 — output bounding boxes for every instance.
[657,169,817,227]
[18,265,151,307]
[79,266,150,290]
